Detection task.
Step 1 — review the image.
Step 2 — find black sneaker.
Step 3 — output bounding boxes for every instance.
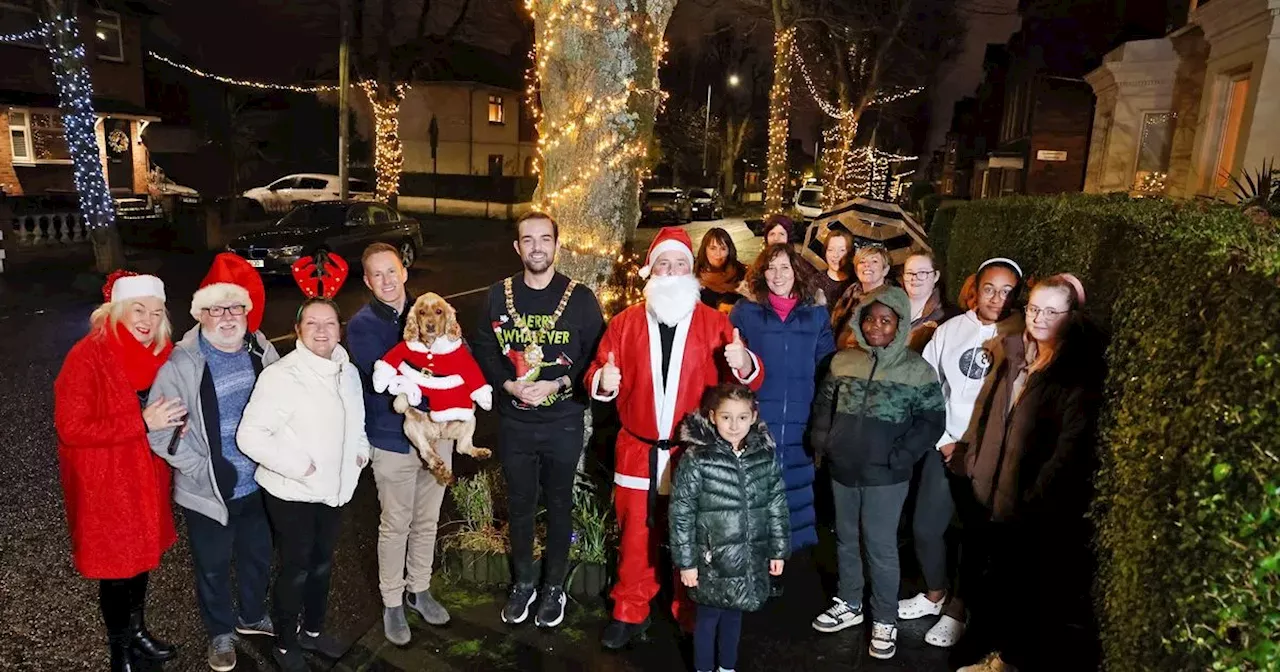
[501,583,539,625]
[271,647,307,672]
[601,617,650,650]
[534,586,567,628]
[298,631,346,659]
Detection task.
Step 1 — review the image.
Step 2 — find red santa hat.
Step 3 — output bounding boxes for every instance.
[190,253,266,333]
[104,270,165,303]
[637,227,695,279]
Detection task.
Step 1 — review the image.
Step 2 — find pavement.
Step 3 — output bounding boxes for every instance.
[0,215,962,672]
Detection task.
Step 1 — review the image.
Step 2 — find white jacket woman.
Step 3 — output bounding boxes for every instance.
[237,335,370,506]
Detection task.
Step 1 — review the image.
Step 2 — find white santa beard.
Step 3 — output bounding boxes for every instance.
[202,324,246,351]
[644,273,701,326]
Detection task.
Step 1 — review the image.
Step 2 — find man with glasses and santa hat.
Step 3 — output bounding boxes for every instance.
[585,227,764,650]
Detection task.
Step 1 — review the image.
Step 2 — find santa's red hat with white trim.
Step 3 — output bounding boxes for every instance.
[637,227,695,279]
[190,253,266,333]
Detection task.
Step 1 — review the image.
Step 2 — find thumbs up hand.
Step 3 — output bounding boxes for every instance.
[600,351,622,394]
[725,328,750,373]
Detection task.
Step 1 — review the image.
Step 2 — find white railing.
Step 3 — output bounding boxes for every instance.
[10,212,89,246]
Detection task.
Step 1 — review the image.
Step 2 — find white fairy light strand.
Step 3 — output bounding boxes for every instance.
[0,25,47,43]
[148,51,340,93]
[789,39,924,119]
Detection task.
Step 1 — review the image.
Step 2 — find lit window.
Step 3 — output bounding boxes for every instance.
[8,109,31,162]
[94,10,123,61]
[30,111,71,161]
[488,154,504,176]
[1133,112,1174,193]
[1214,74,1250,189]
[488,95,505,124]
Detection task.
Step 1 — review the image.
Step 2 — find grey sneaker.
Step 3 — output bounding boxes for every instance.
[869,621,898,660]
[383,606,411,645]
[812,597,864,633]
[207,633,237,672]
[406,589,451,625]
[234,614,274,637]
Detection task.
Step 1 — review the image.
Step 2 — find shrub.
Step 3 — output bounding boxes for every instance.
[932,194,1280,670]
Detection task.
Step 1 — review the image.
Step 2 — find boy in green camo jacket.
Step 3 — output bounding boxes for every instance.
[809,284,946,661]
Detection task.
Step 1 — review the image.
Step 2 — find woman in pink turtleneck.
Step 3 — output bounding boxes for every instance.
[728,243,836,568]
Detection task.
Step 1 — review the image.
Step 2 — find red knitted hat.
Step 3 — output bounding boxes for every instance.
[191,253,266,333]
[638,227,694,279]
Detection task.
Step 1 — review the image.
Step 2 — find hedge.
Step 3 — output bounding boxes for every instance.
[933,194,1280,671]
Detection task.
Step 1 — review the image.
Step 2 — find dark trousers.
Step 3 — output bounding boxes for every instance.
[831,479,910,624]
[99,572,149,640]
[909,450,957,592]
[498,414,584,587]
[183,490,273,637]
[264,493,343,650]
[693,604,743,671]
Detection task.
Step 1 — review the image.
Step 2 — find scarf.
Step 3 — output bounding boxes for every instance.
[698,265,743,295]
[767,292,798,321]
[107,322,173,392]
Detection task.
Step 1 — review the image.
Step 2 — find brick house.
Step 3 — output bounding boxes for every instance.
[1,0,159,200]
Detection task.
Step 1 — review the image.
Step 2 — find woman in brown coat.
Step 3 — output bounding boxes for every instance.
[957,274,1103,672]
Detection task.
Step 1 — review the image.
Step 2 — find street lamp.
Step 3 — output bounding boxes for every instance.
[703,74,740,180]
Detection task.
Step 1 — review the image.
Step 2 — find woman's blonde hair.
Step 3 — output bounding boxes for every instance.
[90,300,173,354]
[852,245,892,270]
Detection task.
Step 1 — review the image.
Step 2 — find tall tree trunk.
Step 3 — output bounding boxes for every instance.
[721,117,749,197]
[369,0,403,206]
[764,23,793,215]
[43,1,123,272]
[529,0,675,294]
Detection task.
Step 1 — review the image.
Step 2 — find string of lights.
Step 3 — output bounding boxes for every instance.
[148,51,339,93]
[357,80,409,201]
[789,39,854,120]
[0,25,46,43]
[764,26,796,215]
[44,16,116,230]
[525,0,671,283]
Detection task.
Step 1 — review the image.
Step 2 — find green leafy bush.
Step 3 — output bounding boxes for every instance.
[933,194,1280,670]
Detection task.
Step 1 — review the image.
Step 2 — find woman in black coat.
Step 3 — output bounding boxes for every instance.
[957,274,1104,672]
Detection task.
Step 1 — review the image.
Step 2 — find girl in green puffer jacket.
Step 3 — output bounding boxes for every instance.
[670,384,791,672]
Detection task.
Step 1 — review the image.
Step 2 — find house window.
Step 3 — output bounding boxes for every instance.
[0,0,41,48]
[1214,74,1250,189]
[488,154,504,176]
[488,95,505,124]
[94,10,123,62]
[1133,112,1174,192]
[8,109,31,162]
[9,109,70,163]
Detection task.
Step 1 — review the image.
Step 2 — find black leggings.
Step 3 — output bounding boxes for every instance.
[99,572,149,638]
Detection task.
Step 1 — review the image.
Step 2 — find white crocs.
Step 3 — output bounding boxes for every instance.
[926,614,965,648]
[898,592,945,620]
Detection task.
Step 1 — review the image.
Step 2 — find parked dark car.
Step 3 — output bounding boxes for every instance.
[227,201,424,275]
[640,188,692,226]
[688,188,724,220]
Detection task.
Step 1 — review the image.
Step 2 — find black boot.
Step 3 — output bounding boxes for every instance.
[128,609,177,661]
[601,616,651,650]
[108,635,136,672]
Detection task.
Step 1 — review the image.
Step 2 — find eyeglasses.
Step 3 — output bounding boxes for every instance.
[203,305,247,317]
[980,286,1013,299]
[904,270,937,280]
[1025,305,1069,320]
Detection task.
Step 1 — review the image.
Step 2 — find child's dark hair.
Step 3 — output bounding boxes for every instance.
[700,383,758,415]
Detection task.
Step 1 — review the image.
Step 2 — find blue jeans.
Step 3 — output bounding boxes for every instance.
[694,604,743,671]
[831,479,910,624]
[183,490,272,637]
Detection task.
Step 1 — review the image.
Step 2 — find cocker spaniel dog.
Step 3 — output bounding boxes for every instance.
[373,292,493,484]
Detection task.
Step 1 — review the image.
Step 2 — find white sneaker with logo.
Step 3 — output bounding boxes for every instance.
[811,597,863,633]
[869,621,898,660]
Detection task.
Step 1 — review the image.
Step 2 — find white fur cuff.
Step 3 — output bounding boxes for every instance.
[471,385,493,411]
[372,360,397,392]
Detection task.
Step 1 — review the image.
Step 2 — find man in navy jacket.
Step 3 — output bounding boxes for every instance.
[346,242,451,646]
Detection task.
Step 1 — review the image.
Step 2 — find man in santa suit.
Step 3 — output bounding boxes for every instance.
[585,227,763,649]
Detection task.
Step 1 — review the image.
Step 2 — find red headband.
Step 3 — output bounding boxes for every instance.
[291,250,349,300]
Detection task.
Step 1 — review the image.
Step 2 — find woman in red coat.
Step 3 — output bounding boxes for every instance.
[54,272,187,672]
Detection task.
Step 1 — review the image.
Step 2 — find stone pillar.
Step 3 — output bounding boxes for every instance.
[1165,28,1209,199]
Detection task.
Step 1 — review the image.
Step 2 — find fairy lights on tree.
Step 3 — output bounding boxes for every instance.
[764,26,795,216]
[357,80,409,202]
[525,0,675,291]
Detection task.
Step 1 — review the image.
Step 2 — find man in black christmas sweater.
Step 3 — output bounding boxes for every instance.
[471,211,605,629]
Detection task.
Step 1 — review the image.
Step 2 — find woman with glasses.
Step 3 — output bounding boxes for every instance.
[956,274,1102,672]
[901,252,952,352]
[897,257,1024,649]
[830,245,894,348]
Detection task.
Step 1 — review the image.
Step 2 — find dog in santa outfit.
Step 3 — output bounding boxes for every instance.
[584,227,764,649]
[372,292,493,483]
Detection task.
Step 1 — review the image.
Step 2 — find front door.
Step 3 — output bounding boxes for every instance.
[104,118,133,192]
